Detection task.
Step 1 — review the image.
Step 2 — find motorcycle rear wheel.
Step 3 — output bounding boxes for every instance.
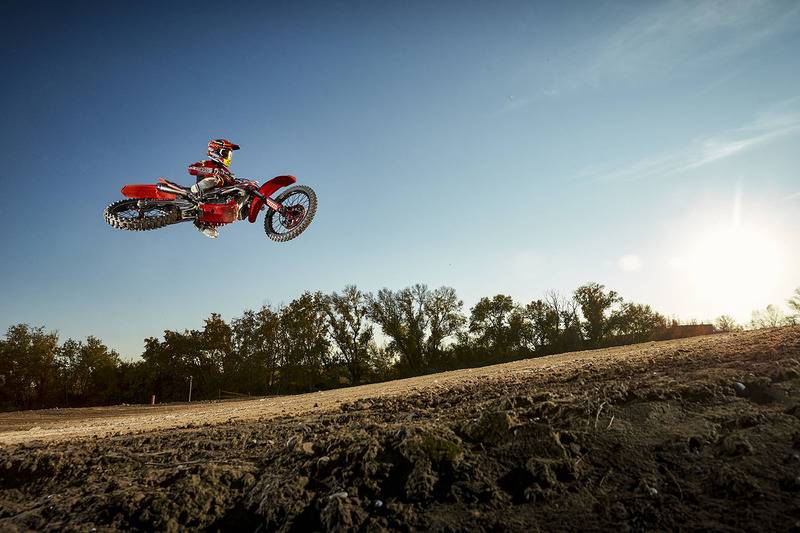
[264,185,317,242]
[104,199,179,231]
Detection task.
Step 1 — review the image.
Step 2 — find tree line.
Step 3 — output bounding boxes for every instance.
[2,283,798,411]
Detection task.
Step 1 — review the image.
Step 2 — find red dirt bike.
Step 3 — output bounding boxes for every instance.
[104,175,316,242]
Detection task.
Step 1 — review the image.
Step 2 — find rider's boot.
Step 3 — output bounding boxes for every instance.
[194,221,219,239]
[237,196,250,220]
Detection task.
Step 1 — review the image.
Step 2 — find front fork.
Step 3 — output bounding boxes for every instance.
[252,190,285,215]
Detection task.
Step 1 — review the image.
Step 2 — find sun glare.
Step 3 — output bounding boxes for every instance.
[687,225,783,317]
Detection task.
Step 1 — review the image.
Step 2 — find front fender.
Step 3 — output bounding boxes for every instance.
[248,175,297,222]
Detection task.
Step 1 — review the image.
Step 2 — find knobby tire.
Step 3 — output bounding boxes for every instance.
[104,199,179,231]
[264,185,317,242]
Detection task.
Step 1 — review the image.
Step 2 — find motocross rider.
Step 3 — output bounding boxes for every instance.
[188,139,240,238]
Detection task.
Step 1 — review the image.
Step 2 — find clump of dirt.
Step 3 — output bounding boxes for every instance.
[1,328,800,532]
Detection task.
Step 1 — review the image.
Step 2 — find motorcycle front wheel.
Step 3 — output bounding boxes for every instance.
[264,185,317,242]
[104,199,179,231]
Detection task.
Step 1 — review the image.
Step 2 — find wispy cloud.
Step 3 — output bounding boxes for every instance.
[576,103,800,182]
[496,1,800,117]
[551,0,800,93]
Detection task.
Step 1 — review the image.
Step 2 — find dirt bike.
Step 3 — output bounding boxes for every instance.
[104,175,316,242]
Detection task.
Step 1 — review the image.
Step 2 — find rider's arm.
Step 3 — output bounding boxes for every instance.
[188,161,225,186]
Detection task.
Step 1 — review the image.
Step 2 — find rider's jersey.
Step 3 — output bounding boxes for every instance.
[188,160,236,187]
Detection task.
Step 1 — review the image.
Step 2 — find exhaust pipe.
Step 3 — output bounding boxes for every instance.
[156,183,189,197]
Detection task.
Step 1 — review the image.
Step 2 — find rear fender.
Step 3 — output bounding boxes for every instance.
[121,184,176,200]
[248,175,297,222]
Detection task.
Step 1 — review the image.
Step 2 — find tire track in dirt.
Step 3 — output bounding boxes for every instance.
[1,328,798,532]
[1,346,635,445]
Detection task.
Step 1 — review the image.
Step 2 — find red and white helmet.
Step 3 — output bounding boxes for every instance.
[207,139,240,167]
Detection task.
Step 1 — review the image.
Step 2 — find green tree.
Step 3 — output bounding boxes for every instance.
[468,295,528,361]
[57,336,120,405]
[367,284,464,375]
[523,298,559,350]
[231,305,283,395]
[0,324,59,409]
[714,315,741,333]
[203,313,234,393]
[324,285,374,385]
[57,338,81,405]
[425,285,466,369]
[523,290,582,354]
[366,341,398,381]
[368,286,424,375]
[573,283,622,348]
[788,287,800,323]
[280,291,331,392]
[615,302,666,343]
[114,359,151,405]
[141,329,200,401]
[750,304,788,329]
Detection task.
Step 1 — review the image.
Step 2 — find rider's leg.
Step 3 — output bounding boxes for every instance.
[191,178,220,237]
[191,177,217,197]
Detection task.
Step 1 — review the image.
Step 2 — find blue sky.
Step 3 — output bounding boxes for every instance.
[3,0,799,360]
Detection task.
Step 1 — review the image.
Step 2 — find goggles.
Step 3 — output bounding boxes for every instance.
[219,147,233,159]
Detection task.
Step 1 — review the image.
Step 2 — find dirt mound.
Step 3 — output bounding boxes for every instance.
[1,328,799,532]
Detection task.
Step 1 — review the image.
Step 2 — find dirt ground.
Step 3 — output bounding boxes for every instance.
[1,327,799,532]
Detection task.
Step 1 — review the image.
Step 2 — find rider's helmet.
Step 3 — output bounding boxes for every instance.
[207,139,240,167]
